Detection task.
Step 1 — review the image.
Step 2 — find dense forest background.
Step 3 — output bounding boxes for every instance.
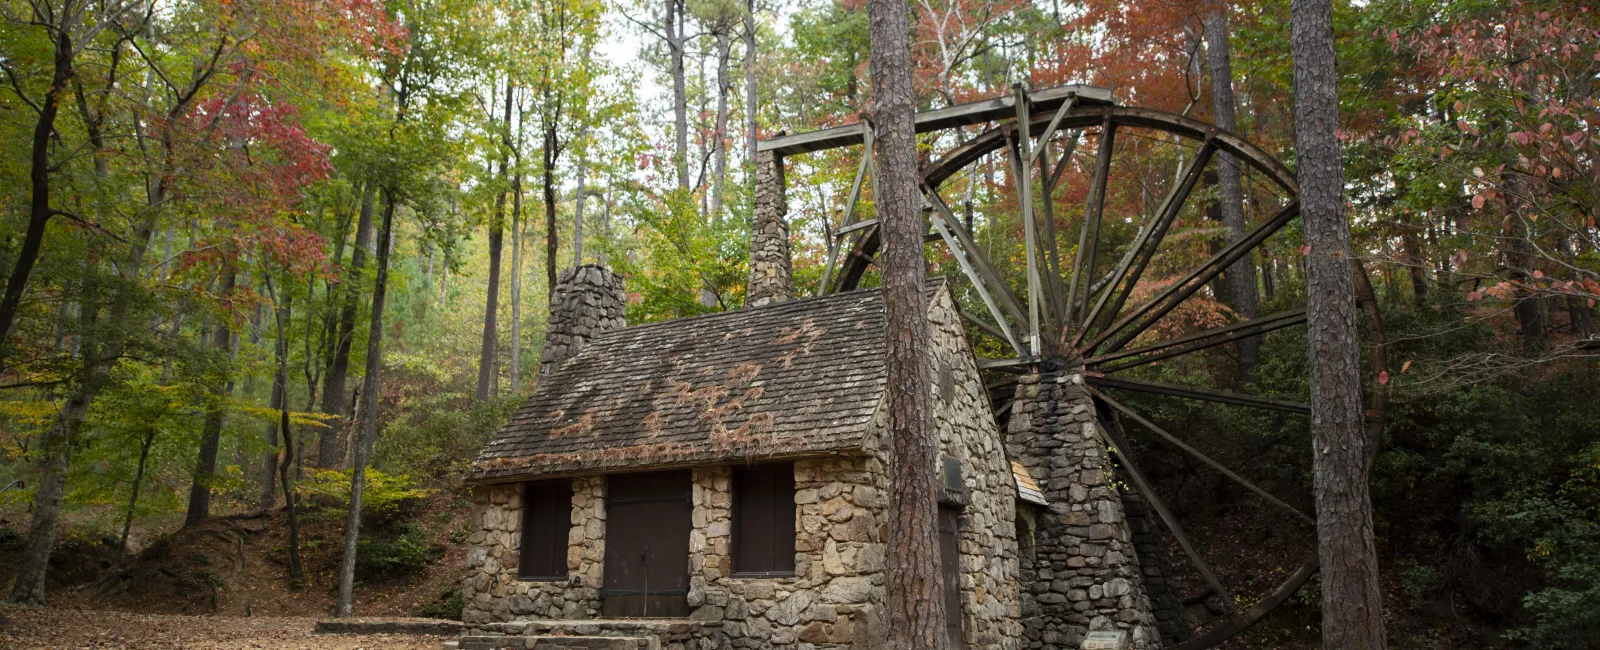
[1,0,1597,647]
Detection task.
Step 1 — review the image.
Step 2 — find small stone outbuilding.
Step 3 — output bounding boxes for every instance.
[462,274,1032,649]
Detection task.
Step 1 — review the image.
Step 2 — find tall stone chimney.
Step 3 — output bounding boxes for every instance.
[747,149,794,307]
[538,264,626,377]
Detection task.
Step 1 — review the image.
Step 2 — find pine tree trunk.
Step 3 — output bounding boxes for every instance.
[867,0,946,645]
[1291,0,1388,646]
[186,266,239,526]
[711,30,733,219]
[743,0,759,160]
[320,183,376,467]
[668,0,689,189]
[1204,8,1259,379]
[336,188,397,617]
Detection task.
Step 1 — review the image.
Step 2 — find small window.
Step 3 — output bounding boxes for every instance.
[519,480,572,580]
[732,463,796,576]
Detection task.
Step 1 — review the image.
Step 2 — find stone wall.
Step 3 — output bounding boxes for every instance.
[464,476,607,624]
[540,265,627,376]
[1007,370,1160,649]
[687,457,887,650]
[925,286,1025,649]
[747,151,794,307]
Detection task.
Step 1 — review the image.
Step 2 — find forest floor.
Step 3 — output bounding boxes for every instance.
[0,489,469,620]
[0,607,445,649]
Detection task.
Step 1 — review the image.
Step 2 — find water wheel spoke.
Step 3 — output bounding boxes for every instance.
[924,184,1028,330]
[1078,140,1218,344]
[1088,309,1308,373]
[1064,117,1116,332]
[1091,388,1315,525]
[1087,201,1299,356]
[1096,417,1237,613]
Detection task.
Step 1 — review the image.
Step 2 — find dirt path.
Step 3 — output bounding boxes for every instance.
[0,607,447,649]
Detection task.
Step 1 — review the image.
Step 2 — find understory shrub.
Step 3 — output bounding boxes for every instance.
[356,523,443,580]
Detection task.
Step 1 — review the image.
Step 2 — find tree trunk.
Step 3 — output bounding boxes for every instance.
[573,127,588,266]
[711,30,733,219]
[319,183,376,467]
[0,29,74,368]
[743,0,759,160]
[668,0,689,189]
[259,303,287,511]
[868,0,946,645]
[1291,0,1388,646]
[336,187,397,617]
[478,81,513,402]
[510,115,527,394]
[544,120,562,300]
[119,429,157,553]
[186,266,239,526]
[1203,8,1260,380]
[267,281,303,582]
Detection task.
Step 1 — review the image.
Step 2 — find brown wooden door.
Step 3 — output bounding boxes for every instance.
[939,505,965,648]
[602,471,692,617]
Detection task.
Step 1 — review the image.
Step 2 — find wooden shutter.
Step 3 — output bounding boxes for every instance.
[732,463,796,576]
[518,480,572,580]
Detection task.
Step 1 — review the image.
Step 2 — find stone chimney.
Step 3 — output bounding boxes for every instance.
[538,264,626,377]
[747,149,795,307]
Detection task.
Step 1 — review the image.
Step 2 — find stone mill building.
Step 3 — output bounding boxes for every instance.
[457,153,1183,650]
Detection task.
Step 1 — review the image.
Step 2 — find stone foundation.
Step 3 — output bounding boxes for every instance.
[1007,370,1160,649]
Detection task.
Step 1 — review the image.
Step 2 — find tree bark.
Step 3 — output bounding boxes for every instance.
[743,0,759,160]
[1203,7,1260,380]
[319,183,376,467]
[119,429,157,553]
[867,0,946,646]
[186,265,238,526]
[668,0,689,189]
[0,28,74,368]
[259,292,289,511]
[711,30,733,219]
[510,107,527,394]
[477,80,513,402]
[336,187,397,617]
[544,118,562,300]
[573,127,588,266]
[267,280,303,582]
[1291,0,1389,646]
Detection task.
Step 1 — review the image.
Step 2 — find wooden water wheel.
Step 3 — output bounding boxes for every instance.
[760,84,1388,648]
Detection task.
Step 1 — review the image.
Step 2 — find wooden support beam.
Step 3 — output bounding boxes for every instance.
[1092,388,1315,525]
[929,201,1025,354]
[818,123,874,295]
[1012,85,1042,356]
[758,84,1115,156]
[1097,418,1236,612]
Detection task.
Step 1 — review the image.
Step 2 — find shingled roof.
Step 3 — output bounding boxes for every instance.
[467,282,950,482]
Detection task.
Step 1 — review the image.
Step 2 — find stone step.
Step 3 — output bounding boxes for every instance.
[457,635,650,650]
